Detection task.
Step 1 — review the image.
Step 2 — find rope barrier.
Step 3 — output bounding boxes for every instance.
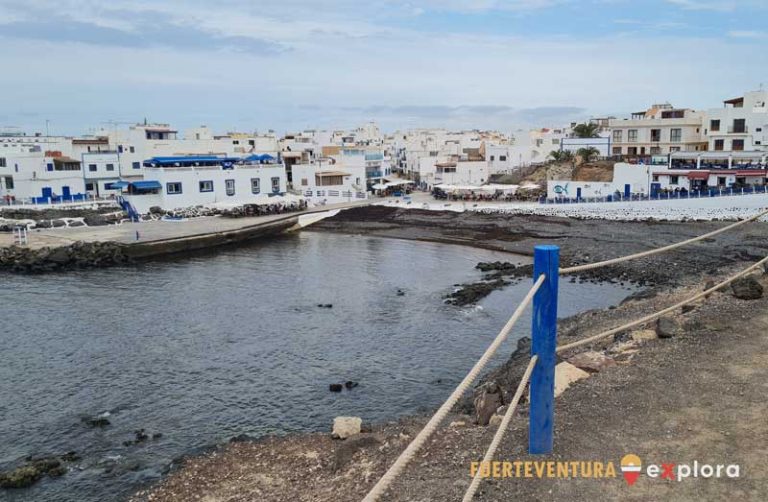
[560,208,768,275]
[462,355,538,502]
[361,274,546,502]
[556,254,768,353]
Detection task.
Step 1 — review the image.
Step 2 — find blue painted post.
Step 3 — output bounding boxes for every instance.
[529,245,560,454]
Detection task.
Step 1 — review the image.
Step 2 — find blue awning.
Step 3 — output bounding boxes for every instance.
[130,181,162,190]
[111,181,130,189]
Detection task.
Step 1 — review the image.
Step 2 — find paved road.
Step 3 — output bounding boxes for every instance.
[0,200,370,250]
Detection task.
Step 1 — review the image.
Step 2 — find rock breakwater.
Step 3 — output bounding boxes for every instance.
[0,241,129,273]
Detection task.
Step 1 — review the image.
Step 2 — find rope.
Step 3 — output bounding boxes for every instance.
[462,355,538,502]
[361,274,547,502]
[560,208,768,275]
[556,254,768,353]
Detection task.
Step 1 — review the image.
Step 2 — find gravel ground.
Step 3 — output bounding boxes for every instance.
[130,208,768,502]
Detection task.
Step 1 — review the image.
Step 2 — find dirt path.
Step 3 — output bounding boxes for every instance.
[131,267,768,502]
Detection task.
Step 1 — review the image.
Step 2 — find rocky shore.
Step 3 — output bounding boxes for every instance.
[0,241,129,272]
[0,205,125,231]
[124,206,768,501]
[129,264,768,501]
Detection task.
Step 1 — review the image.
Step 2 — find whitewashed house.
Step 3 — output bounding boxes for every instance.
[81,151,122,197]
[0,152,87,202]
[120,155,288,214]
[292,159,367,204]
[704,90,768,153]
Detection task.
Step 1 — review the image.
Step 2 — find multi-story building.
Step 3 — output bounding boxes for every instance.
[608,104,707,156]
[704,90,768,152]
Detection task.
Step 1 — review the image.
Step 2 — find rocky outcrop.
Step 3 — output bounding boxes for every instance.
[0,455,73,489]
[332,417,362,439]
[0,241,129,273]
[566,351,617,373]
[731,276,764,300]
[473,382,504,425]
[655,316,682,338]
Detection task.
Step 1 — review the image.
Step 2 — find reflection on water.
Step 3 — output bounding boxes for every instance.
[0,232,635,501]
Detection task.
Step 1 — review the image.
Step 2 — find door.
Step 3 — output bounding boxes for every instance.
[42,187,53,199]
[576,187,582,200]
[624,184,631,197]
[62,186,71,199]
[650,183,661,197]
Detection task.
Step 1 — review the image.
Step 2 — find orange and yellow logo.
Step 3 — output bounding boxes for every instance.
[620,454,642,486]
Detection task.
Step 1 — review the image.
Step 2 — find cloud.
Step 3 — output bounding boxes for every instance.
[0,6,285,54]
[664,0,735,12]
[728,30,766,39]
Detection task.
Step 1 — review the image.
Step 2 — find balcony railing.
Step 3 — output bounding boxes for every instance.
[727,126,748,134]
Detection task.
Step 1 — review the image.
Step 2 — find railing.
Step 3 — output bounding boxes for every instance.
[2,194,116,207]
[727,126,748,134]
[541,184,768,204]
[363,206,768,501]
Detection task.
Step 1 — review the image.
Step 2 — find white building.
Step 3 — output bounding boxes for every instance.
[292,161,367,204]
[82,151,122,197]
[120,155,288,214]
[0,152,87,202]
[704,90,768,152]
[608,104,706,157]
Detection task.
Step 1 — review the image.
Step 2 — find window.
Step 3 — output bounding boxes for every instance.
[301,178,308,186]
[199,180,214,192]
[652,175,659,182]
[670,176,679,185]
[132,162,140,169]
[88,164,97,172]
[535,139,544,147]
[552,139,559,145]
[490,155,495,161]
[0,157,5,167]
[233,140,240,145]
[271,177,280,192]
[5,177,13,189]
[669,146,681,152]
[714,139,724,151]
[118,145,123,153]
[499,155,507,161]
[661,110,685,119]
[670,128,682,142]
[166,182,182,194]
[129,146,135,153]
[711,120,720,132]
[732,139,745,151]
[651,129,661,142]
[106,163,115,171]
[627,147,638,155]
[732,119,746,134]
[85,182,95,191]
[612,130,623,142]
[718,177,726,186]
[47,163,54,171]
[628,130,638,143]
[104,182,115,190]
[650,146,661,154]
[225,179,235,196]
[251,178,260,194]
[612,146,622,155]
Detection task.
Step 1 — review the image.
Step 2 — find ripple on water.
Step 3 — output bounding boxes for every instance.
[0,233,636,502]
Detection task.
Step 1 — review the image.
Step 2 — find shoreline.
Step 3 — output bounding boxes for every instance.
[126,206,768,501]
[129,262,768,501]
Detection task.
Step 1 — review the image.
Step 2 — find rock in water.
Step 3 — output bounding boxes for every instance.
[332,416,362,439]
[473,382,503,426]
[329,384,343,392]
[344,381,358,390]
[731,277,764,300]
[655,316,681,339]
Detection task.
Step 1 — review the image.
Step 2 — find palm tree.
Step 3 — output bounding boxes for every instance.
[576,147,600,163]
[571,123,600,138]
[548,150,574,163]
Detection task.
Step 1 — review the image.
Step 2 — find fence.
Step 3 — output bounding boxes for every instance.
[363,206,768,501]
[2,194,116,207]
[541,184,768,205]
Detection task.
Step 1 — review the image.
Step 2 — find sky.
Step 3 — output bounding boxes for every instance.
[1,0,767,137]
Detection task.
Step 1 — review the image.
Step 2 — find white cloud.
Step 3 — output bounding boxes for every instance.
[728,30,766,39]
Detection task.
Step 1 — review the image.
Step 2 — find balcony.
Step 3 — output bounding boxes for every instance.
[727,125,749,134]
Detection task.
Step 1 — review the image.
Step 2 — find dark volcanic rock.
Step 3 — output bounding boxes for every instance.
[0,456,65,489]
[731,277,764,300]
[472,381,503,426]
[0,241,129,273]
[329,384,343,392]
[445,279,509,306]
[656,316,681,339]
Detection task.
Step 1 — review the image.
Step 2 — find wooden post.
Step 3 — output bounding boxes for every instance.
[529,245,559,454]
